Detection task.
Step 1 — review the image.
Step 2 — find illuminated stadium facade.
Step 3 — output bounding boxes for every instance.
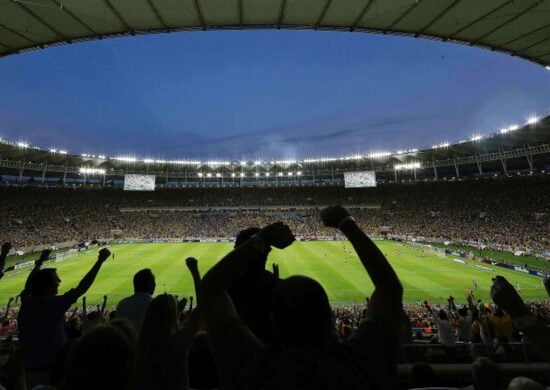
[1,113,549,186]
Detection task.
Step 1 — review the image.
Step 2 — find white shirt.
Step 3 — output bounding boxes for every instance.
[433,315,455,346]
[116,292,153,331]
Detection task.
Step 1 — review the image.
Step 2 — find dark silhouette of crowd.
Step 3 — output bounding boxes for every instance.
[1,204,550,389]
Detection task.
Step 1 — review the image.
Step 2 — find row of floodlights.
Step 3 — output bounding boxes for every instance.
[198,171,303,178]
[5,115,544,163]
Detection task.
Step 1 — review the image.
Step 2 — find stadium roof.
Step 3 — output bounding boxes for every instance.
[1,0,550,67]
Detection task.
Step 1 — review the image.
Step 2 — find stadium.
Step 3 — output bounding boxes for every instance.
[1,1,550,389]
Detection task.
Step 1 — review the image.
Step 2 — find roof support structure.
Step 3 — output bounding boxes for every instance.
[475,153,482,175]
[0,23,37,44]
[452,157,460,177]
[238,0,244,27]
[50,0,98,35]
[416,0,462,36]
[473,0,544,43]
[277,0,287,28]
[18,160,25,183]
[501,21,550,46]
[350,0,376,32]
[41,161,48,183]
[13,1,67,39]
[524,145,534,171]
[146,0,169,30]
[521,36,550,54]
[0,39,14,50]
[104,0,134,33]
[448,0,513,38]
[387,1,421,30]
[432,159,438,180]
[315,0,334,28]
[498,148,508,173]
[192,0,207,31]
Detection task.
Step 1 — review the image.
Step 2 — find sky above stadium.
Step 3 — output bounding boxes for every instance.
[1,30,550,160]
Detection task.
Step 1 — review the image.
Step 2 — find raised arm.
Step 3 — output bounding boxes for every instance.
[200,223,294,361]
[320,206,403,327]
[21,249,50,297]
[185,257,201,305]
[491,275,550,362]
[0,242,12,279]
[73,248,110,298]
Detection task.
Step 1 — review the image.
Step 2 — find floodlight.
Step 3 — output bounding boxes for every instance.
[297,171,302,176]
[216,173,221,177]
[17,142,29,148]
[98,155,106,159]
[288,172,293,176]
[206,173,212,178]
[240,173,245,177]
[50,148,57,153]
[265,172,270,177]
[278,172,283,177]
[198,173,203,177]
[470,135,482,141]
[255,172,259,177]
[546,66,550,71]
[231,173,236,177]
[394,162,421,171]
[526,116,540,125]
[79,167,105,175]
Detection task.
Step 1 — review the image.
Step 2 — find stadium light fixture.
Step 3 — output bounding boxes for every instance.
[297,171,302,176]
[394,162,421,171]
[526,116,540,125]
[206,173,212,178]
[546,66,550,71]
[240,173,245,178]
[59,150,68,155]
[265,172,270,177]
[288,172,293,176]
[231,173,236,178]
[17,142,29,148]
[216,173,221,178]
[197,173,203,177]
[98,155,106,159]
[255,172,259,177]
[79,167,105,175]
[278,172,283,177]
[50,148,57,153]
[470,135,482,142]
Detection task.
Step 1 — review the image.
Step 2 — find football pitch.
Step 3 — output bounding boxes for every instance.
[0,241,547,307]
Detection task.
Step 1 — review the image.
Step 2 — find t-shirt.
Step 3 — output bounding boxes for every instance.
[18,289,79,370]
[211,316,399,390]
[116,292,153,332]
[433,316,455,346]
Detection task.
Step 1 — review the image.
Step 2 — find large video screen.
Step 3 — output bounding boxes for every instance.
[124,174,156,191]
[344,171,377,188]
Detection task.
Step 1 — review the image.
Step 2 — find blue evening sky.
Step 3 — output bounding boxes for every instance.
[0,30,549,160]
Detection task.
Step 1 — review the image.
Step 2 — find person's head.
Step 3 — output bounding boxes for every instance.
[140,294,178,341]
[133,269,155,295]
[59,324,136,390]
[458,306,469,317]
[31,268,61,296]
[471,357,502,390]
[271,275,336,347]
[438,309,448,321]
[507,377,545,390]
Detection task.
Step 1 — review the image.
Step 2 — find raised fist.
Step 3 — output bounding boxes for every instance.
[186,257,198,270]
[320,205,351,228]
[258,222,295,249]
[98,248,111,262]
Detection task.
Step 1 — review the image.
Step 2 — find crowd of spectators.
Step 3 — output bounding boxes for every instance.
[1,205,550,389]
[1,175,549,255]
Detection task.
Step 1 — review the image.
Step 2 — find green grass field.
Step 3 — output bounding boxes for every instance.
[0,241,547,307]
